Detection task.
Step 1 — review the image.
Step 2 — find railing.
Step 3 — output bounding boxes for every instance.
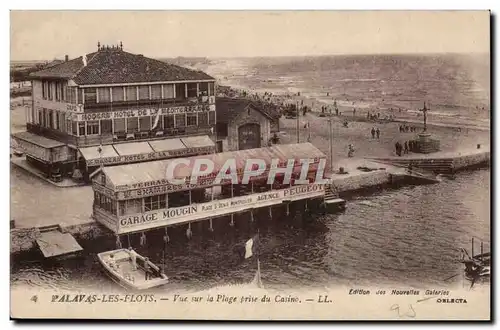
[83,97,211,112]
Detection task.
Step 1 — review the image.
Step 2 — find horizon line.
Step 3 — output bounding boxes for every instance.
[11,51,489,63]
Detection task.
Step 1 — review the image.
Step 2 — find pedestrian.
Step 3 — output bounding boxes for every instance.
[377,113,381,119]
[371,127,376,139]
[367,111,370,119]
[128,247,138,271]
[348,144,355,158]
[399,125,404,133]
[404,141,409,154]
[395,142,402,157]
[144,257,151,280]
[376,127,380,139]
[353,108,356,117]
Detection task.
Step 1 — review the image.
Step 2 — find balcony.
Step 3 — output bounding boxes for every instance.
[83,96,210,112]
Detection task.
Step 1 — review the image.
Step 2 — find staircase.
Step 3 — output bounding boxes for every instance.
[324,184,340,200]
[372,157,455,174]
[324,184,346,212]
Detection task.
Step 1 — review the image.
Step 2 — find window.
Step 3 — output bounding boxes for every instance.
[55,112,60,130]
[198,112,208,127]
[187,113,197,126]
[208,111,216,125]
[42,108,47,127]
[101,119,112,134]
[78,88,84,104]
[175,114,186,127]
[114,118,125,133]
[55,82,61,101]
[72,121,77,135]
[144,194,166,211]
[126,117,138,133]
[47,82,53,100]
[42,81,47,99]
[119,201,126,216]
[60,113,66,133]
[208,82,215,96]
[163,84,174,99]
[164,115,174,129]
[61,83,67,101]
[98,88,111,103]
[199,82,209,96]
[151,85,162,99]
[139,116,152,131]
[112,86,124,102]
[187,83,197,98]
[86,121,99,135]
[125,198,142,214]
[78,122,86,136]
[125,86,137,101]
[67,87,77,104]
[175,83,186,99]
[84,88,97,104]
[138,86,149,100]
[48,110,54,129]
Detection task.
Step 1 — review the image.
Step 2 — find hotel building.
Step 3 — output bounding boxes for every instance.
[12,43,217,181]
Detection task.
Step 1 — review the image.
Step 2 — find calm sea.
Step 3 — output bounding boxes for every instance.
[11,54,490,292]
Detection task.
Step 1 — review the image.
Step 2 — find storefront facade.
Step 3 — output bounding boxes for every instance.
[91,142,327,235]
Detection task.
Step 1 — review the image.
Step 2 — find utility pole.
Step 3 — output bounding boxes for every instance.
[296,101,300,143]
[329,111,333,171]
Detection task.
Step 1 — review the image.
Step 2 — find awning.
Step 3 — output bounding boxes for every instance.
[79,145,119,161]
[113,141,154,156]
[181,135,215,149]
[11,131,65,149]
[103,142,326,189]
[149,138,186,153]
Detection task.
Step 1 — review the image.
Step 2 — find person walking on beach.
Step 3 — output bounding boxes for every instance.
[376,127,380,139]
[371,127,376,139]
[404,141,409,154]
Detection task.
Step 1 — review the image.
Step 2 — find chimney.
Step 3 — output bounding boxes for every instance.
[65,55,69,62]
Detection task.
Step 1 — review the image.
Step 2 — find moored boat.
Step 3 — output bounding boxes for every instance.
[97,248,168,290]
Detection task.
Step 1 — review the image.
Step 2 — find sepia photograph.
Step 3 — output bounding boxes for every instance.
[9,10,491,320]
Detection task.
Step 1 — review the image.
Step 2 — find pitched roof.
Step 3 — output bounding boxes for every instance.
[215,97,273,124]
[29,49,215,85]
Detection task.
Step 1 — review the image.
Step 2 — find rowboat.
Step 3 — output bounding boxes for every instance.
[97,249,168,290]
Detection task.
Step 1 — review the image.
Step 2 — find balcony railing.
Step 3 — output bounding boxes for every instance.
[83,96,210,112]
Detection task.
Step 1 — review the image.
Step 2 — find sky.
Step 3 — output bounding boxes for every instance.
[10,11,490,61]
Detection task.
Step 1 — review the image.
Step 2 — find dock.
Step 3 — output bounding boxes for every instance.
[36,230,83,258]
